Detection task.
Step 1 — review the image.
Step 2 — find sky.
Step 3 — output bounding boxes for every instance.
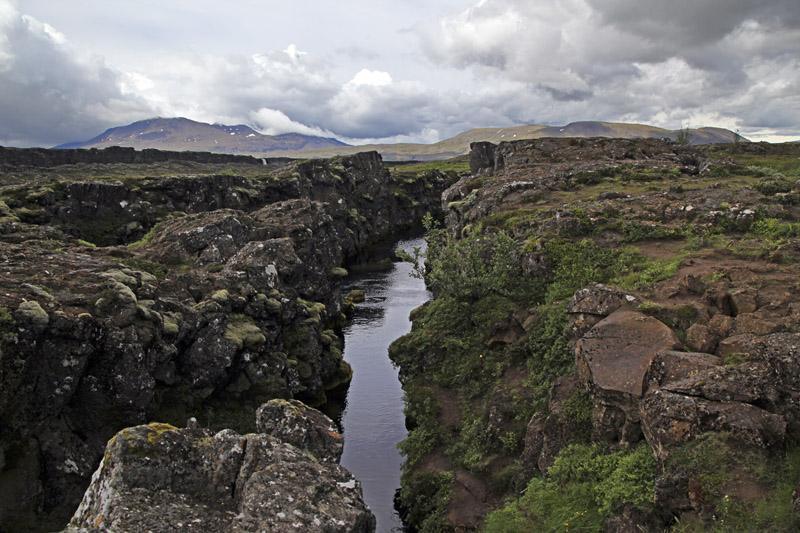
[2,0,799,147]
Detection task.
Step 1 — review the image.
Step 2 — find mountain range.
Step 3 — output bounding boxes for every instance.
[56,117,349,154]
[57,117,746,161]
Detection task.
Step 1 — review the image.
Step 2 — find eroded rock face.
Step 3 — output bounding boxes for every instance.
[67,404,375,533]
[255,399,343,463]
[577,310,681,399]
[0,149,458,529]
[640,332,800,461]
[521,375,589,475]
[575,310,680,444]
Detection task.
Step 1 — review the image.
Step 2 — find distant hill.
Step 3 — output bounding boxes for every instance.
[272,121,747,161]
[56,117,349,153]
[58,118,746,161]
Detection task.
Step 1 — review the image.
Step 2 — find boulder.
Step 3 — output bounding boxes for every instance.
[67,408,375,532]
[255,399,343,462]
[575,310,680,444]
[640,390,786,461]
[729,288,758,315]
[576,310,680,398]
[644,351,722,391]
[567,284,637,339]
[685,324,717,353]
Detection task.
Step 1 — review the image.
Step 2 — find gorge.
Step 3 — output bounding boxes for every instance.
[3,137,800,532]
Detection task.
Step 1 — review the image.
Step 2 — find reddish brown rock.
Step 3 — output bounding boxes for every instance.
[662,362,780,405]
[685,324,718,353]
[640,390,786,460]
[708,313,734,337]
[576,310,680,398]
[644,351,722,391]
[576,310,680,444]
[567,284,637,339]
[729,288,758,315]
[716,334,758,358]
[734,313,782,336]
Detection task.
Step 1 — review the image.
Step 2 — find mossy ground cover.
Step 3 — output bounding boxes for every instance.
[669,433,800,532]
[388,157,471,177]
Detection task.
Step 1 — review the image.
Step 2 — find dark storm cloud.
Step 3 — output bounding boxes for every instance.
[0,2,152,146]
[1,0,799,146]
[422,0,800,138]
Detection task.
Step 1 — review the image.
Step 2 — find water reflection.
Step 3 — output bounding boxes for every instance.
[336,238,429,533]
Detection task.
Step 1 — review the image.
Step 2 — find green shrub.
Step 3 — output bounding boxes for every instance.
[667,434,800,532]
[525,302,572,409]
[750,218,800,240]
[621,222,686,242]
[755,177,793,195]
[397,472,453,533]
[485,443,656,532]
[421,215,543,302]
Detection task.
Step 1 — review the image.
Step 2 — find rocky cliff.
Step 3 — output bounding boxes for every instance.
[0,149,458,531]
[390,138,800,531]
[64,399,375,532]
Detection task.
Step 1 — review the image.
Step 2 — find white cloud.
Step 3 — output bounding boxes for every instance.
[249,108,335,137]
[421,0,800,136]
[0,0,151,146]
[2,0,799,146]
[348,69,393,87]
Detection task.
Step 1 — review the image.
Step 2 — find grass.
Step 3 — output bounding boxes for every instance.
[388,157,470,176]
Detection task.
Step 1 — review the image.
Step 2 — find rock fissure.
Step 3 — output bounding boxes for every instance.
[0,148,459,531]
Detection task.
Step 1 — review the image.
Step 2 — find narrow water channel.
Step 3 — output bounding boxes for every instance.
[338,238,429,533]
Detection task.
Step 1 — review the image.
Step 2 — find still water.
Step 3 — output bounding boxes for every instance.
[339,238,429,533]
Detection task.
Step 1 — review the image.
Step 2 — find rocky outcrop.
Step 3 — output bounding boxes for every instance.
[0,145,274,167]
[576,310,680,444]
[66,401,375,532]
[0,149,458,530]
[392,137,800,531]
[640,333,800,459]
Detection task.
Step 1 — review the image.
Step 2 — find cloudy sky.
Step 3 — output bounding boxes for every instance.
[2,0,799,147]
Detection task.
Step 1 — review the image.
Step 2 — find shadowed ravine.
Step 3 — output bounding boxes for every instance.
[335,238,429,533]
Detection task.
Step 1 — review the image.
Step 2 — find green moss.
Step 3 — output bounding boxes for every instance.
[119,257,169,279]
[345,289,366,305]
[211,289,230,303]
[14,206,48,223]
[224,314,266,350]
[127,223,161,250]
[389,158,470,176]
[329,266,349,278]
[0,306,12,325]
[15,300,49,326]
[162,313,181,336]
[297,298,326,317]
[144,422,178,445]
